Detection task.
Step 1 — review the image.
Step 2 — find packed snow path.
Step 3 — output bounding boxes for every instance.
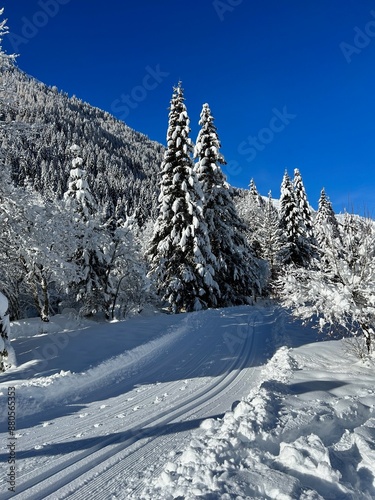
[0,306,276,499]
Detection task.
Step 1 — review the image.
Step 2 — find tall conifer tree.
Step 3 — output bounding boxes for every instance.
[279,170,302,265]
[0,8,16,120]
[293,168,314,239]
[245,178,265,258]
[259,191,284,279]
[315,188,341,247]
[64,144,106,315]
[148,85,219,313]
[194,103,260,305]
[279,170,315,267]
[0,8,15,66]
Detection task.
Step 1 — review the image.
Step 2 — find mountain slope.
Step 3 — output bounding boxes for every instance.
[0,63,164,220]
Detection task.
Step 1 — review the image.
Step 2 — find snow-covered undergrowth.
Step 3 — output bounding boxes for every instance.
[142,342,375,499]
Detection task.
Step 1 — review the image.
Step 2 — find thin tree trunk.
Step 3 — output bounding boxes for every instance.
[111,275,127,320]
[40,275,50,322]
[361,323,373,354]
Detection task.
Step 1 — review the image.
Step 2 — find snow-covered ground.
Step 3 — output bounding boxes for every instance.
[0,304,374,499]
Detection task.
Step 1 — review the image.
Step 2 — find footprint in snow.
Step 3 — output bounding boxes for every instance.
[153,393,168,404]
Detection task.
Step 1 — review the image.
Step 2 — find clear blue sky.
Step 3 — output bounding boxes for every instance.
[2,0,375,214]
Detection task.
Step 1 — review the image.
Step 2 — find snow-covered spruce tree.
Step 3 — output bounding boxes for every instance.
[237,179,265,258]
[279,171,299,263]
[194,103,261,305]
[0,7,6,45]
[279,170,311,267]
[279,214,375,354]
[64,144,107,316]
[147,84,219,313]
[259,191,284,282]
[0,8,15,70]
[249,178,264,208]
[65,144,97,218]
[0,8,12,56]
[0,8,16,117]
[314,188,341,254]
[293,168,314,239]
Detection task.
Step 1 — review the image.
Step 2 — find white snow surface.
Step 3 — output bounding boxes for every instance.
[1,303,375,499]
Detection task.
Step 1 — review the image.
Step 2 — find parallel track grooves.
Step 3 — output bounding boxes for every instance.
[0,308,270,500]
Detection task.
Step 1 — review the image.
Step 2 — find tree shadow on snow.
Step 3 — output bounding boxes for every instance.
[0,413,224,461]
[287,380,348,395]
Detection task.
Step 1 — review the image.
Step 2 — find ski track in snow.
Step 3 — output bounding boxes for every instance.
[1,304,375,499]
[0,306,272,499]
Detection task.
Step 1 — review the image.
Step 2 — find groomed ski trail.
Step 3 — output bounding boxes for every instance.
[1,306,280,500]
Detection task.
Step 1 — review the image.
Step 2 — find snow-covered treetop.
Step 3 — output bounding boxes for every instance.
[314,187,341,253]
[69,144,82,157]
[198,103,213,127]
[316,188,336,222]
[248,178,264,208]
[279,170,301,239]
[0,8,6,44]
[194,102,227,201]
[280,170,294,200]
[0,8,16,64]
[294,169,314,237]
[194,103,225,164]
[293,169,309,208]
[64,144,96,218]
